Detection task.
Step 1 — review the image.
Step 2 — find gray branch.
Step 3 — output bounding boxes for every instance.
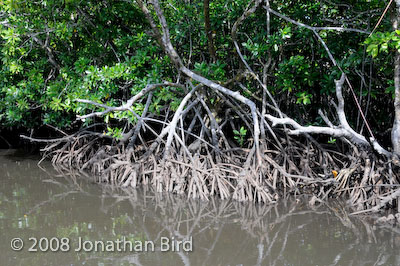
[265,74,391,157]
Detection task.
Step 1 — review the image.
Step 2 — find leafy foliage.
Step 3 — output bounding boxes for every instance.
[233,126,247,146]
[0,0,395,146]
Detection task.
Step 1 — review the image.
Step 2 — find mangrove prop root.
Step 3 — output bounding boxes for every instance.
[39,127,400,216]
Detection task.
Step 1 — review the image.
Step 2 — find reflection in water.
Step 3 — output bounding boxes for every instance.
[0,150,399,265]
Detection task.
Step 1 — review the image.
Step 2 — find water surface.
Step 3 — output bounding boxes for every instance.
[0,150,399,265]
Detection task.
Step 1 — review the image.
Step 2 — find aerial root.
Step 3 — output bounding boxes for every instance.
[38,130,400,218]
[30,78,399,213]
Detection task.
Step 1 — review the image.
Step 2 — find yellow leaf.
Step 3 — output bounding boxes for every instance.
[332,170,338,178]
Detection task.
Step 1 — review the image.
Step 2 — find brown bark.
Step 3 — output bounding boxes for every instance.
[203,0,216,62]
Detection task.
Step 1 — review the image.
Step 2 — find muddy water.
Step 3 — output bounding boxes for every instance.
[0,150,399,266]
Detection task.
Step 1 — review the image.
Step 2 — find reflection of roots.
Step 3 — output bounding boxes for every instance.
[52,180,400,266]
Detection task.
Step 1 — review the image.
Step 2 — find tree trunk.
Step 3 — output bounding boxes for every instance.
[203,0,216,62]
[392,1,400,154]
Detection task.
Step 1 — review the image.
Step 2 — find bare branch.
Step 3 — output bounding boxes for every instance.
[265,5,377,143]
[265,74,391,157]
[264,7,371,34]
[76,82,182,120]
[165,85,198,156]
[142,0,263,162]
